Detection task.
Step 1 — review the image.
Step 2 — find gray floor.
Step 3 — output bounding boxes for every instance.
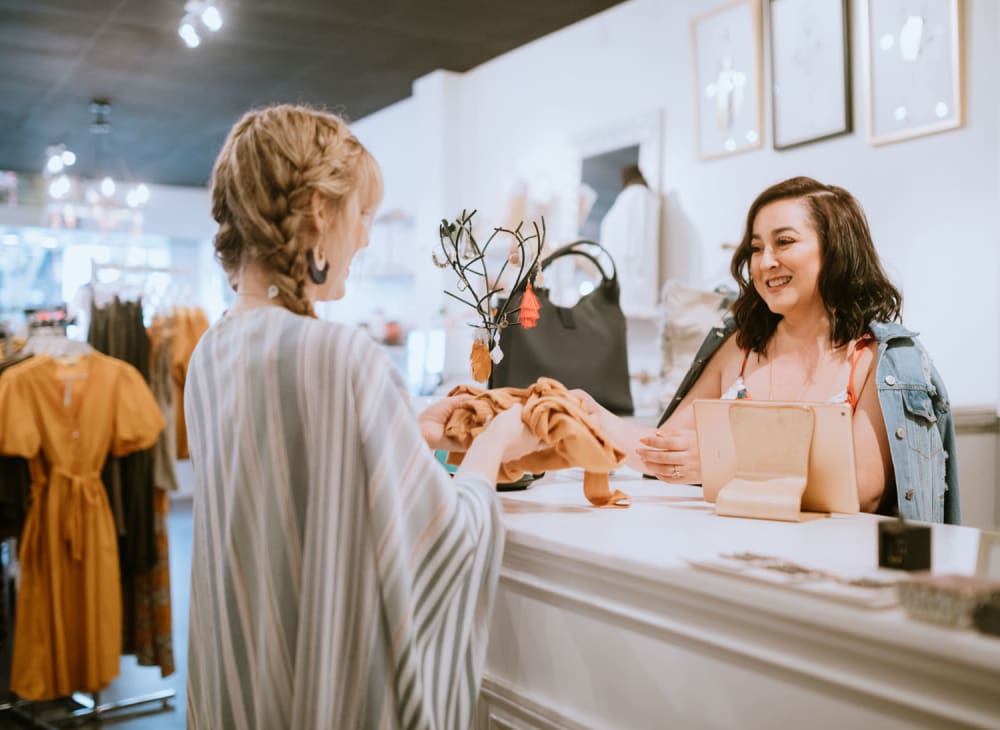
[1,499,193,729]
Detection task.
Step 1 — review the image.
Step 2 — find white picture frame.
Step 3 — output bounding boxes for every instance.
[863,0,964,145]
[691,0,764,160]
[769,0,852,150]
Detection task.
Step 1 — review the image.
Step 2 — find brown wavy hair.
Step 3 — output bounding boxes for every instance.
[730,176,901,353]
[210,104,382,317]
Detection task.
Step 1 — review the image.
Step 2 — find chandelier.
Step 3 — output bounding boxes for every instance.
[43,99,151,232]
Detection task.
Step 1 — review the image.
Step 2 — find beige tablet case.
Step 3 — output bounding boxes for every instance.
[694,399,860,521]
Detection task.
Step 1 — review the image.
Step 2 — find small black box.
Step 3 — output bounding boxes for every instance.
[878,520,932,571]
[973,599,1000,637]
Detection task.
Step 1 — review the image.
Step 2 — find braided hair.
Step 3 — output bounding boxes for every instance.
[210,104,382,316]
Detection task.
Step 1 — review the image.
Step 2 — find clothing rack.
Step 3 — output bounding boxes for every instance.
[0,689,175,729]
[91,262,193,324]
[90,261,191,290]
[0,289,178,726]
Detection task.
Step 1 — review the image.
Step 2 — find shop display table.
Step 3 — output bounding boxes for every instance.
[477,469,1000,729]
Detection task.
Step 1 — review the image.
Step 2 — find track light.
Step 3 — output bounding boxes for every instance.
[201,5,223,31]
[179,1,223,48]
[179,15,201,48]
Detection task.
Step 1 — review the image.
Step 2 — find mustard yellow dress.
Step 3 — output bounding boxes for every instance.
[0,353,164,700]
[172,306,208,460]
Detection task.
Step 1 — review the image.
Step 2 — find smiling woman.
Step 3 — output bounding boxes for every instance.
[580,176,960,524]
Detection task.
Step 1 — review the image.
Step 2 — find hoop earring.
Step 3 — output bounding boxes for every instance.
[306,246,329,285]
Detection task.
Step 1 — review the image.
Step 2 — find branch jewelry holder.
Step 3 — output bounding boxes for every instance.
[434,210,545,384]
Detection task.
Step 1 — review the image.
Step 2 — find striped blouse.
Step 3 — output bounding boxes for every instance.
[185,307,503,729]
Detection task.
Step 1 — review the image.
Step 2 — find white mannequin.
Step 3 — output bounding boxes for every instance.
[598,165,661,316]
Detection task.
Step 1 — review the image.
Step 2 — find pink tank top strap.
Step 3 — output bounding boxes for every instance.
[738,348,751,377]
[846,333,875,410]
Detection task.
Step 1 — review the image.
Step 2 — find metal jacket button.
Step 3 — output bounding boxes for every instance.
[895,427,905,439]
[904,489,914,501]
[884,375,896,386]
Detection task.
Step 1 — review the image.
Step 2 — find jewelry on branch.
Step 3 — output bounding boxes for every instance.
[436,210,546,383]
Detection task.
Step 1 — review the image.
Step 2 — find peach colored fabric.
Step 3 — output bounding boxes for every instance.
[444,377,629,507]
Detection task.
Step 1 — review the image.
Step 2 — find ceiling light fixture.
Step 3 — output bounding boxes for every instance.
[178,15,201,48]
[178,1,223,48]
[44,143,76,175]
[41,99,152,232]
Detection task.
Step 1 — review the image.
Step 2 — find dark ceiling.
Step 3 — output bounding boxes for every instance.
[0,0,626,187]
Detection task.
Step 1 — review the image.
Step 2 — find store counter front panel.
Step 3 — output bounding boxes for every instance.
[477,469,1000,730]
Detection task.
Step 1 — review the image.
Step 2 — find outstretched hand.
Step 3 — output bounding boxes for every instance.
[418,395,471,451]
[486,404,544,463]
[636,428,701,484]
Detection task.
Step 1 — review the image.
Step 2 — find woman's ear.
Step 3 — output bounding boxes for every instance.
[309,190,327,230]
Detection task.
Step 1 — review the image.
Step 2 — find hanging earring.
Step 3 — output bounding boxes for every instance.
[306,246,329,285]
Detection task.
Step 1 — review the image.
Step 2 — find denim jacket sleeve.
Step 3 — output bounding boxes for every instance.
[870,322,960,524]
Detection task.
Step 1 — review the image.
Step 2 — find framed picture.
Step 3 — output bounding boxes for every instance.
[691,0,764,160]
[769,0,852,150]
[863,0,963,145]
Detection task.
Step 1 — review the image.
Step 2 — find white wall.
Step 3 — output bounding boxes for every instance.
[354,0,1000,410]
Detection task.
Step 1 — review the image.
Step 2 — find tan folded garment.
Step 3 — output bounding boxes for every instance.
[444,377,629,507]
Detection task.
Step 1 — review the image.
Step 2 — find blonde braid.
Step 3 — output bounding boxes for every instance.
[209,104,382,317]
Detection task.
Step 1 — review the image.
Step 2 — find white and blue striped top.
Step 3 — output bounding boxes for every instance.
[184,307,503,729]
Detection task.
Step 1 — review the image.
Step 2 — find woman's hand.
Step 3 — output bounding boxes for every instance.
[569,388,608,431]
[485,405,544,462]
[418,395,471,451]
[457,404,543,483]
[636,428,701,484]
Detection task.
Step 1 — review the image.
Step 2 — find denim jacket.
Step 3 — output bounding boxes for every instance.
[657,317,960,524]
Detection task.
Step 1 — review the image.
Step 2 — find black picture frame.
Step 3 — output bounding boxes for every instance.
[769,0,852,151]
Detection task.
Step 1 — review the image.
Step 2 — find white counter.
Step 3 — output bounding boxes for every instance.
[477,470,1000,730]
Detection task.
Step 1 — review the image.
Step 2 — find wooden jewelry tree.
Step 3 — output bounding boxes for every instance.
[434,210,545,383]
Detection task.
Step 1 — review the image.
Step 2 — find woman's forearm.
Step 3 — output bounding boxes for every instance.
[597,411,655,473]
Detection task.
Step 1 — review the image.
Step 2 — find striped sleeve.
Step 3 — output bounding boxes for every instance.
[350,334,504,730]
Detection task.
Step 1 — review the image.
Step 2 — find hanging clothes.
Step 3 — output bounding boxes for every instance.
[148,315,178,493]
[89,298,157,574]
[0,354,33,542]
[0,356,32,669]
[120,313,177,676]
[89,296,177,678]
[120,487,174,677]
[0,352,164,700]
[171,306,208,460]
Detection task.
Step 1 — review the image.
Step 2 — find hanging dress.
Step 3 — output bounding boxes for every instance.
[0,352,164,700]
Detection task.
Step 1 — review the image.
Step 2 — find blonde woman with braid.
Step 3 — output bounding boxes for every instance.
[185,104,540,729]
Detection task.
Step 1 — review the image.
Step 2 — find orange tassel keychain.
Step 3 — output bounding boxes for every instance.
[520,281,541,329]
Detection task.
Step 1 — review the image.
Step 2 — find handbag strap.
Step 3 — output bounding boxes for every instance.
[539,240,618,283]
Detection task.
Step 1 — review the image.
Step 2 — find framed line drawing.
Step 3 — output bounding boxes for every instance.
[769,0,852,150]
[863,0,963,145]
[691,0,764,160]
